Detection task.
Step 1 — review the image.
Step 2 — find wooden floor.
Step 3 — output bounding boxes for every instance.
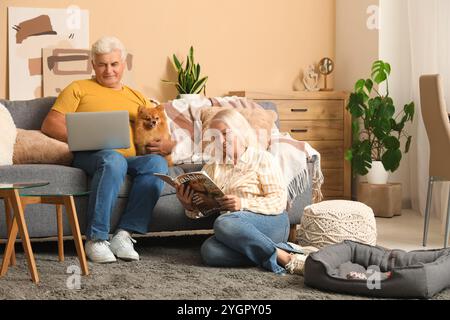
[376,209,448,251]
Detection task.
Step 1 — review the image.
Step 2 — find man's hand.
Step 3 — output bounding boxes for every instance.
[145,139,176,156]
[217,195,241,212]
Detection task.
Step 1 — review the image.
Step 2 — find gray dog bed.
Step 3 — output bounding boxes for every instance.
[304,240,450,299]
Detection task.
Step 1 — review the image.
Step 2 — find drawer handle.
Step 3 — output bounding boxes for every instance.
[291,108,308,112]
[291,129,308,133]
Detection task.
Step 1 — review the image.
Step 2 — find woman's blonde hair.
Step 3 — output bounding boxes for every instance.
[209,108,258,150]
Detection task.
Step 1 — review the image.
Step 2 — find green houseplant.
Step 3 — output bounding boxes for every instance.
[162,46,208,97]
[345,60,415,183]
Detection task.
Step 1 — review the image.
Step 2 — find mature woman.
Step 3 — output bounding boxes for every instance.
[176,108,316,275]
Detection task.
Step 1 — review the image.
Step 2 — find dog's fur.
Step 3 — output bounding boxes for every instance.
[134,104,173,166]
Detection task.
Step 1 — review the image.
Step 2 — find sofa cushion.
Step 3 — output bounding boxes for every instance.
[0,97,56,130]
[0,102,17,165]
[13,129,73,165]
[0,164,87,195]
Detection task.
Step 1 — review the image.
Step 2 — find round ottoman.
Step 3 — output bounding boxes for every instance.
[297,200,377,248]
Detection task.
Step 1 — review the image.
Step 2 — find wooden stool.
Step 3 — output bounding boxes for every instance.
[357,182,402,218]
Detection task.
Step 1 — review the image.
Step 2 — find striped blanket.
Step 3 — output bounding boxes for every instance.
[164,96,323,206]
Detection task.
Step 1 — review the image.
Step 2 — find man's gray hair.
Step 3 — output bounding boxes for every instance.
[91,36,127,62]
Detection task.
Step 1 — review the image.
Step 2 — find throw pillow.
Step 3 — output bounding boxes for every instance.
[13,129,73,165]
[0,102,17,165]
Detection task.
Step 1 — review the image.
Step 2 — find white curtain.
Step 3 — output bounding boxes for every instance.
[408,0,450,232]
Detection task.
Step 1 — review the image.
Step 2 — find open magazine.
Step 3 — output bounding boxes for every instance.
[154,171,225,219]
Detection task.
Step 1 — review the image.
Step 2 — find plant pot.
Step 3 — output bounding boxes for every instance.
[366,161,389,184]
[179,94,201,101]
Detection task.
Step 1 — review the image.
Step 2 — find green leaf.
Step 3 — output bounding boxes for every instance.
[404,102,415,121]
[405,136,412,153]
[385,104,395,119]
[186,75,194,93]
[382,149,402,172]
[365,79,373,94]
[352,153,372,176]
[185,55,191,78]
[191,76,208,94]
[172,54,182,72]
[355,79,365,93]
[380,118,391,133]
[374,127,386,141]
[383,136,400,150]
[189,46,194,65]
[384,62,391,75]
[175,84,186,94]
[360,140,372,153]
[160,80,177,85]
[345,149,353,162]
[192,63,199,81]
[348,93,365,117]
[351,120,360,142]
[371,60,388,84]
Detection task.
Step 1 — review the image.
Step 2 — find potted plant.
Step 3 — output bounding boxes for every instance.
[345,60,415,184]
[162,46,208,100]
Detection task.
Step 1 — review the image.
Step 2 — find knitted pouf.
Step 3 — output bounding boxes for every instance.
[297,200,377,248]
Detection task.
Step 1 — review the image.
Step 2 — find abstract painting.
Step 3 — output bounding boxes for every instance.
[8,6,89,100]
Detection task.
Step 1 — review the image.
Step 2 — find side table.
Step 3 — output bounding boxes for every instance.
[0,186,89,283]
[0,182,49,283]
[357,182,402,218]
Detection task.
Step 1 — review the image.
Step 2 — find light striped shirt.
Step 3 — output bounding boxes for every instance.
[202,147,287,215]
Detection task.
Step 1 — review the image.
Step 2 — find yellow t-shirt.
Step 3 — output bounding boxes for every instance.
[52,79,154,157]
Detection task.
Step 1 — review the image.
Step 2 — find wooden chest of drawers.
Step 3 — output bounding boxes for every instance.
[229,91,351,200]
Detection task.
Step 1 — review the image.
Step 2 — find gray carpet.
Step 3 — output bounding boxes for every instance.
[1,235,449,300]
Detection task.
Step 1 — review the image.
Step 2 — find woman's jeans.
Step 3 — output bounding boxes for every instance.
[201,211,299,274]
[72,149,168,241]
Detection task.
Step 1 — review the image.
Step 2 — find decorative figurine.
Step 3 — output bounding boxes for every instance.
[303,64,320,92]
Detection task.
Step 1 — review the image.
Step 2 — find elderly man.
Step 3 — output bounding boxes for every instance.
[41,36,175,263]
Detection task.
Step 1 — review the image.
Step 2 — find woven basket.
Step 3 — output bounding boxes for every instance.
[297,200,377,248]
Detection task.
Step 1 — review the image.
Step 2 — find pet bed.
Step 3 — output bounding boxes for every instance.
[304,240,450,299]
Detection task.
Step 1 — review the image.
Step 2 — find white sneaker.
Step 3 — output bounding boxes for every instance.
[285,254,307,275]
[85,240,117,263]
[284,243,319,275]
[109,229,140,261]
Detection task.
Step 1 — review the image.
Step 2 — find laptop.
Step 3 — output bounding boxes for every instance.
[66,111,130,151]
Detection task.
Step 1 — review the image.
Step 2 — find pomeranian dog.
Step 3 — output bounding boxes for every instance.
[134,104,173,166]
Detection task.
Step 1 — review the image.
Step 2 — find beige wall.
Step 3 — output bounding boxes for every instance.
[335,0,379,91]
[335,0,379,200]
[0,0,336,101]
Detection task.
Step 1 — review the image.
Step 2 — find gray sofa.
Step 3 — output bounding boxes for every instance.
[0,97,313,240]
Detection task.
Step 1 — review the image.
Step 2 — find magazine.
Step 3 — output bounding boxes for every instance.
[154,171,225,218]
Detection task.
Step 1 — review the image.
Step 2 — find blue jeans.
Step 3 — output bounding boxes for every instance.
[72,150,168,240]
[201,211,300,274]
